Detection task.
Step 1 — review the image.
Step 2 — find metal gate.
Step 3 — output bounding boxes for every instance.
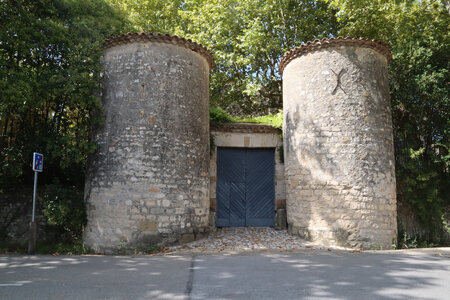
[216,147,275,227]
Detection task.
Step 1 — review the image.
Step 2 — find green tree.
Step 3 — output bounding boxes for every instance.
[106,0,185,33]
[108,0,341,115]
[0,0,130,238]
[327,0,450,242]
[0,0,130,188]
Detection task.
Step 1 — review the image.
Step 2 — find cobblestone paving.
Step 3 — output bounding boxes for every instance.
[158,227,352,255]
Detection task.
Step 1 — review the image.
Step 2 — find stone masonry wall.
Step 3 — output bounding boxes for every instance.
[282,42,397,249]
[84,39,211,253]
[0,187,46,243]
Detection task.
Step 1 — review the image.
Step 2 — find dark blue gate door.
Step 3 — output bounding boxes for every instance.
[216,148,275,227]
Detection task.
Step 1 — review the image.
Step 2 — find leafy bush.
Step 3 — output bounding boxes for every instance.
[210,107,236,126]
[0,146,24,192]
[41,181,86,240]
[210,107,283,130]
[37,241,94,255]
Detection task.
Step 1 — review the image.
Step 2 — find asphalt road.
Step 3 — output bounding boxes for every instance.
[1,248,449,300]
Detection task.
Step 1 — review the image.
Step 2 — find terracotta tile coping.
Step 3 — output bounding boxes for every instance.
[103,32,214,70]
[279,37,391,74]
[211,123,280,134]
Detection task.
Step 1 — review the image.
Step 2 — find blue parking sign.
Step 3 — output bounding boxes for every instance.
[32,152,43,172]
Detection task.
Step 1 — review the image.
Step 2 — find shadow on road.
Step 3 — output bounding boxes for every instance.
[191,251,450,299]
[1,250,449,299]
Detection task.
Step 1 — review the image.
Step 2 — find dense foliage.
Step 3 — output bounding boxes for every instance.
[107,0,341,115]
[1,0,448,245]
[0,0,130,238]
[41,181,85,239]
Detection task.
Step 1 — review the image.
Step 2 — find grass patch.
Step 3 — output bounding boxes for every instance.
[234,111,283,129]
[0,240,95,255]
[210,107,282,129]
[0,241,27,254]
[133,245,163,255]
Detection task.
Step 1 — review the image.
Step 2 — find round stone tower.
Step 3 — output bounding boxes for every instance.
[280,37,396,249]
[84,33,213,253]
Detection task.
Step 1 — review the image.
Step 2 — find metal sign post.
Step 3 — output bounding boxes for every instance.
[28,152,43,254]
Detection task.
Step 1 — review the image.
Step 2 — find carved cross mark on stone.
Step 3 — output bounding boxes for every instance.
[141,83,146,97]
[331,68,347,95]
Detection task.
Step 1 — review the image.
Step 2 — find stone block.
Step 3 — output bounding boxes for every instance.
[181,233,195,244]
[139,221,158,232]
[275,209,287,230]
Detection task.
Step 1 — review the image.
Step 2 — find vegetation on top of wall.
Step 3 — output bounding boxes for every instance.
[209,107,236,127]
[210,107,283,130]
[210,107,284,162]
[236,111,283,130]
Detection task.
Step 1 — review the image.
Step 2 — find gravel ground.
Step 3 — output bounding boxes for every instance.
[158,227,353,255]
